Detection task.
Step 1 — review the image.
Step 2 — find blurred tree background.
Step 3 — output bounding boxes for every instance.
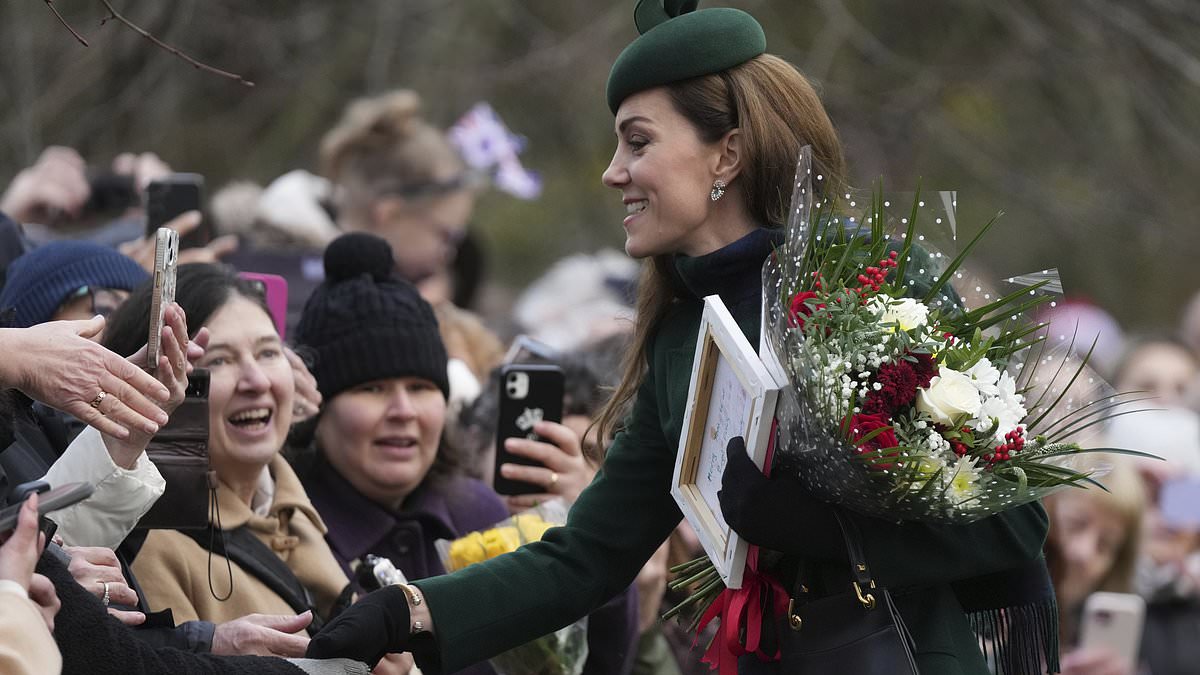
[2,0,1198,332]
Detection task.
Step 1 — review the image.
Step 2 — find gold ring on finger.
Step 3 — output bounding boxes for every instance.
[90,391,108,410]
[549,471,559,488]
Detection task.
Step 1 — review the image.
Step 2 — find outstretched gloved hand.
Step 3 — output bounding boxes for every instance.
[306,585,412,668]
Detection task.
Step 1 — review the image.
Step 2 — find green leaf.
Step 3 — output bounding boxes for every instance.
[923,211,1001,305]
[893,183,922,287]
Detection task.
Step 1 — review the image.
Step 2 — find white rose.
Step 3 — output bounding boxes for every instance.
[874,297,929,332]
[916,367,983,426]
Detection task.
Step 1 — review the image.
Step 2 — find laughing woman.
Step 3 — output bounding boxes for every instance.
[103,265,351,630]
[309,3,1053,674]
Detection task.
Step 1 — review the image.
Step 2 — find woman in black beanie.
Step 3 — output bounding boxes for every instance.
[292,233,506,675]
[290,232,504,589]
[292,233,638,675]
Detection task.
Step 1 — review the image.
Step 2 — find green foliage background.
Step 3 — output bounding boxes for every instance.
[2,1,1198,331]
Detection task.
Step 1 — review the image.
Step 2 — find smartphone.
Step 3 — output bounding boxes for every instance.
[0,482,94,533]
[146,173,209,249]
[147,227,179,372]
[238,272,289,340]
[137,368,211,530]
[1161,476,1200,530]
[1080,591,1145,669]
[494,364,564,496]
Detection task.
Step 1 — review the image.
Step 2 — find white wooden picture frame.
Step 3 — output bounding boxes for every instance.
[671,295,783,589]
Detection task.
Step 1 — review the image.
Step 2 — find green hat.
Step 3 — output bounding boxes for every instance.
[606,1,766,114]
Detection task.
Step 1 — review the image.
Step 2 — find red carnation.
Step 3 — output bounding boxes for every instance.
[846,412,900,469]
[910,352,937,387]
[862,352,937,415]
[788,291,824,331]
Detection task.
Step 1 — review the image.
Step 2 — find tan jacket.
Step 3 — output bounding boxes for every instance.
[132,455,349,624]
[0,581,61,674]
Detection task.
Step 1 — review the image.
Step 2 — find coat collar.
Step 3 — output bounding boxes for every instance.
[212,454,329,535]
[303,460,460,564]
[670,226,781,306]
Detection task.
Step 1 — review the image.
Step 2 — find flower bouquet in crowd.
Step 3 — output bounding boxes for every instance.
[760,146,1153,524]
[436,500,588,675]
[664,147,1155,628]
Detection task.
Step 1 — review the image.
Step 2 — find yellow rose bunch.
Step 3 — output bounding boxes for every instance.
[445,513,555,571]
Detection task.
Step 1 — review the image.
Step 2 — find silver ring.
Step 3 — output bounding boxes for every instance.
[101,581,111,607]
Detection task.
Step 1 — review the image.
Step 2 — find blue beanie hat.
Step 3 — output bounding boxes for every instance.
[0,241,149,327]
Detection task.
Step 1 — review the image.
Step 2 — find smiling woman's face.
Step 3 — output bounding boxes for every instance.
[601,88,725,259]
[315,376,447,509]
[198,295,294,479]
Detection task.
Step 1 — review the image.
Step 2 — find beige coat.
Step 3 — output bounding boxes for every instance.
[0,582,61,674]
[132,455,349,624]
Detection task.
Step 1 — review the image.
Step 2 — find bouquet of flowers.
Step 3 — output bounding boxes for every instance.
[760,146,1150,523]
[664,148,1153,636]
[436,500,588,675]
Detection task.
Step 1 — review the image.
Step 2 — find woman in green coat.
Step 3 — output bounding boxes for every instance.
[309,3,1055,673]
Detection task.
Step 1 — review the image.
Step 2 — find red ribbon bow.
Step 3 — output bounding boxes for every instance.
[697,420,786,674]
[697,547,789,674]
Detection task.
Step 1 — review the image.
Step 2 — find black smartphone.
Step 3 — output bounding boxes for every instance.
[493,364,565,496]
[145,173,210,249]
[137,368,211,530]
[0,482,94,534]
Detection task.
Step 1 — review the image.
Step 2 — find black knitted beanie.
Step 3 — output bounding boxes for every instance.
[294,232,449,400]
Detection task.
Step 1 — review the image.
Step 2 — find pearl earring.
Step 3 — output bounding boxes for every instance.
[710,179,726,201]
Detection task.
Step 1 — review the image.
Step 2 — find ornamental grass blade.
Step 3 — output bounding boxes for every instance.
[893,182,922,287]
[1027,333,1099,433]
[923,211,1001,306]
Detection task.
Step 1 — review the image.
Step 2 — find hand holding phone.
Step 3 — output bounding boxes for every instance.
[0,483,94,535]
[147,227,179,372]
[1079,591,1145,672]
[146,173,209,249]
[493,365,564,496]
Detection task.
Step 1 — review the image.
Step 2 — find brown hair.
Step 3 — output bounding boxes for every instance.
[592,54,847,446]
[1044,456,1144,640]
[319,90,465,223]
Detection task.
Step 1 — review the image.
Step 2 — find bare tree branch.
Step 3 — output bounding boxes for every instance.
[97,0,254,87]
[43,0,89,46]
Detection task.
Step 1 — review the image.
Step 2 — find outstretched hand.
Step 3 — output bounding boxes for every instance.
[0,318,170,440]
[307,585,411,668]
[119,210,238,270]
[213,611,313,657]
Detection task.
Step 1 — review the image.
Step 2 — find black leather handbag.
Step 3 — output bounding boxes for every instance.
[137,369,214,530]
[778,509,919,674]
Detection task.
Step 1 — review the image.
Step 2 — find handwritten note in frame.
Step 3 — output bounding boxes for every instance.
[671,295,783,589]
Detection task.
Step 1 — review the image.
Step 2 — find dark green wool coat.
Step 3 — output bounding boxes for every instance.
[419,228,1049,674]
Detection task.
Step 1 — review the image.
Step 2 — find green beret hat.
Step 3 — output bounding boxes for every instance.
[606,1,767,114]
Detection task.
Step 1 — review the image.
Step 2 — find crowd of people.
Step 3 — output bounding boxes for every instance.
[1,3,1198,675]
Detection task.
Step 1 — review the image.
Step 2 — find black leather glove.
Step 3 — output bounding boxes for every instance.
[306,584,411,667]
[718,436,842,557]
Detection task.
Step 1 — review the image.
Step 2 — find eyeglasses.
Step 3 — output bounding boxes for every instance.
[67,286,128,318]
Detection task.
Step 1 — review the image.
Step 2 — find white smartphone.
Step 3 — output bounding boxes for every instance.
[1079,591,1145,670]
[147,227,179,372]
